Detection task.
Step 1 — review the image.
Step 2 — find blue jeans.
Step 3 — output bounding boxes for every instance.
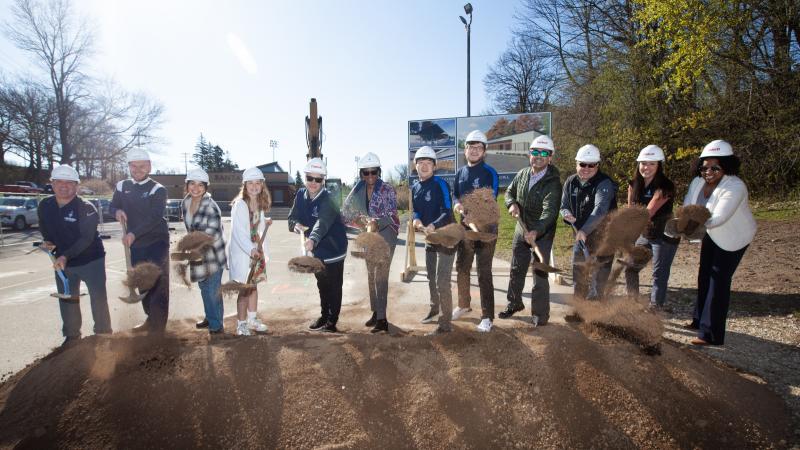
[198,269,224,331]
[625,236,679,306]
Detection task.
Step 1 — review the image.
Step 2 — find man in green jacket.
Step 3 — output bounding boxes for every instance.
[499,135,562,327]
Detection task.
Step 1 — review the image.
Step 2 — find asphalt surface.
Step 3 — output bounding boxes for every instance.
[0,219,573,379]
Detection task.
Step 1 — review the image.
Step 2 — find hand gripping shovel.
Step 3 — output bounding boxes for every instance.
[220,218,271,295]
[464,222,497,243]
[515,217,561,273]
[569,222,596,268]
[31,242,84,300]
[119,221,146,304]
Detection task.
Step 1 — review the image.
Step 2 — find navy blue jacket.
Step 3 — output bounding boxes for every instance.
[412,176,453,228]
[110,178,169,248]
[453,161,499,201]
[288,188,348,264]
[37,196,105,267]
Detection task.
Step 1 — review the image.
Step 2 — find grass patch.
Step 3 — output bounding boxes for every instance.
[752,208,799,221]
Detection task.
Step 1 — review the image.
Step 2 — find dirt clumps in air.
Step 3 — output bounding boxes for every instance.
[123,262,161,292]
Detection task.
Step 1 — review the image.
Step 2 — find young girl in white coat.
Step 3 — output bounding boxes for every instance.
[229,167,272,336]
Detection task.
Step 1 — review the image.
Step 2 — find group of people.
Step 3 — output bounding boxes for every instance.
[36,132,754,347]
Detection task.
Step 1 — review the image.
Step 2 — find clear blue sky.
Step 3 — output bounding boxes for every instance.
[0,0,521,181]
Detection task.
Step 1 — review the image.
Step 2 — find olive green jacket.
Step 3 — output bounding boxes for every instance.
[504,165,562,242]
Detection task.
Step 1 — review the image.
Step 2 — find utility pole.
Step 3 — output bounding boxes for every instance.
[180,152,189,174]
[270,139,279,163]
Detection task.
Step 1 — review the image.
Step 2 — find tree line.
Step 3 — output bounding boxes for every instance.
[0,0,162,182]
[484,0,799,197]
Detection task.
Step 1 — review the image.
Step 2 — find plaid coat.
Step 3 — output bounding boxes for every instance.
[182,193,227,282]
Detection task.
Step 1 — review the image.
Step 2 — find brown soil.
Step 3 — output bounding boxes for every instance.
[173,263,191,288]
[123,262,161,292]
[425,223,464,248]
[176,231,213,252]
[287,256,325,274]
[597,206,649,256]
[675,204,711,233]
[0,320,791,449]
[353,232,390,268]
[462,187,499,228]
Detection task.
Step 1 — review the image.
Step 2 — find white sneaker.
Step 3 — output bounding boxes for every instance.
[236,321,251,336]
[248,317,268,333]
[452,306,472,320]
[476,318,493,332]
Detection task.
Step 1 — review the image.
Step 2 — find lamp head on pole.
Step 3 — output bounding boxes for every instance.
[464,3,473,15]
[459,15,467,25]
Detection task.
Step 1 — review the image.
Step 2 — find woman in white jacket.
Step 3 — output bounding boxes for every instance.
[682,140,756,346]
[229,167,272,336]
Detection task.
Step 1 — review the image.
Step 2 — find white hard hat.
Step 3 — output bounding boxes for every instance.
[358,152,381,169]
[186,168,210,184]
[575,144,601,163]
[414,146,437,162]
[304,158,327,176]
[465,130,487,145]
[126,148,150,162]
[637,145,665,162]
[530,135,555,153]
[700,140,733,158]
[242,167,265,182]
[50,164,80,182]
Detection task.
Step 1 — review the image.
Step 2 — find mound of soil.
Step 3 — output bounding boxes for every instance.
[0,321,790,448]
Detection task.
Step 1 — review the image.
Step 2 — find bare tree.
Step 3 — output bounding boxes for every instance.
[484,35,560,113]
[6,0,93,165]
[0,80,57,179]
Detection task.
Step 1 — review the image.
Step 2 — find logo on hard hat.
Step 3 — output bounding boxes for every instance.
[708,147,720,152]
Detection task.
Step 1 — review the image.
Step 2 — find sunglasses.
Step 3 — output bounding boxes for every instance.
[361,169,379,176]
[578,162,598,168]
[306,175,324,183]
[699,166,722,173]
[529,149,552,157]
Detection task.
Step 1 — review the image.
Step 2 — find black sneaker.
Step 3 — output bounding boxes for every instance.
[365,312,377,327]
[370,319,388,334]
[309,316,328,330]
[319,322,339,333]
[498,304,524,319]
[209,327,224,335]
[421,310,440,324]
[682,320,699,330]
[195,318,209,329]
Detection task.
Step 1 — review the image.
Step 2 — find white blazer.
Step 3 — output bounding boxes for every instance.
[683,175,756,251]
[227,199,269,282]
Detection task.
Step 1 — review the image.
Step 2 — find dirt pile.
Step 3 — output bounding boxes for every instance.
[0,321,791,449]
[569,296,664,353]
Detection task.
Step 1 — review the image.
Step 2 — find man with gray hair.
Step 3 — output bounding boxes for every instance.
[37,164,112,346]
[110,149,170,332]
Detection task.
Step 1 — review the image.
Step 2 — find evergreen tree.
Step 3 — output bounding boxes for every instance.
[192,134,239,171]
[294,170,303,186]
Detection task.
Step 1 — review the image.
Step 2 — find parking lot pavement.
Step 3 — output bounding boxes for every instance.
[0,219,573,378]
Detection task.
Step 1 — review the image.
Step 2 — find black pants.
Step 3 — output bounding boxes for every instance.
[316,260,345,325]
[694,234,748,345]
[131,240,170,331]
[507,233,553,322]
[456,237,497,319]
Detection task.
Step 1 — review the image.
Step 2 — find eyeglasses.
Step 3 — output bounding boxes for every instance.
[466,143,484,150]
[578,162,598,168]
[529,149,552,157]
[306,176,324,183]
[699,166,722,173]
[361,169,379,176]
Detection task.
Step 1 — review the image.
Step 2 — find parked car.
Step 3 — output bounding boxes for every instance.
[87,198,115,222]
[0,184,40,194]
[0,196,39,230]
[14,181,43,193]
[165,199,183,222]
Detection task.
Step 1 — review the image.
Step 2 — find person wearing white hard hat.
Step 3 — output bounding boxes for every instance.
[37,165,111,346]
[560,144,617,300]
[342,152,399,333]
[180,168,228,334]
[411,146,456,335]
[624,145,679,309]
[500,134,562,327]
[110,148,170,332]
[228,167,272,336]
[682,140,755,346]
[451,130,500,332]
[288,158,348,333]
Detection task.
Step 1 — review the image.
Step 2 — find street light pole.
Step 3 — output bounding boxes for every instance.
[269,139,279,163]
[459,3,473,117]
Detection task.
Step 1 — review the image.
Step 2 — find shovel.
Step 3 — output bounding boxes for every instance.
[569,222,596,268]
[350,219,376,258]
[464,222,497,242]
[288,227,325,274]
[119,221,146,304]
[515,216,561,273]
[31,242,84,300]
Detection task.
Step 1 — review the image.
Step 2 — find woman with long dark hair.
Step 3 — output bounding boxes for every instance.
[683,140,756,345]
[625,145,680,309]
